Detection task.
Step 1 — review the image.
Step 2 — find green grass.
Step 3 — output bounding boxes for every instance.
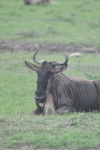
[0,0,100,45]
[0,113,100,150]
[0,51,100,149]
[1,0,100,149]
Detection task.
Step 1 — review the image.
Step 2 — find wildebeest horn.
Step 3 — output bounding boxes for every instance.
[33,49,42,65]
[50,50,68,66]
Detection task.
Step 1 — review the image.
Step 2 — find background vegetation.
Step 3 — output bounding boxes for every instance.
[0,0,100,150]
[0,0,100,45]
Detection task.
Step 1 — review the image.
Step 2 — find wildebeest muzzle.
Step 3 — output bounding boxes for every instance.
[35,91,46,103]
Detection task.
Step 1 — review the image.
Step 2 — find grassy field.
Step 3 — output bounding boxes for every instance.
[0,51,100,150]
[0,0,100,149]
[0,0,100,45]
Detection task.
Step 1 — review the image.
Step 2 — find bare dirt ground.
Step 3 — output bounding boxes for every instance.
[0,40,100,53]
[1,147,100,150]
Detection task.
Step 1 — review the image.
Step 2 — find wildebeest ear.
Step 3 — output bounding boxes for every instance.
[52,64,67,74]
[25,61,39,72]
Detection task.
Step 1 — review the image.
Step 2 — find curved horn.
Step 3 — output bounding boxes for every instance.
[33,49,42,65]
[50,50,68,66]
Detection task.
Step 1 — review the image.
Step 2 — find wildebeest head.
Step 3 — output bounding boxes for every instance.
[25,49,68,105]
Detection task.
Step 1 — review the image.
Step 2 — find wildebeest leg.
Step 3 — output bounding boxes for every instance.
[30,107,43,115]
[56,106,72,115]
[44,93,55,114]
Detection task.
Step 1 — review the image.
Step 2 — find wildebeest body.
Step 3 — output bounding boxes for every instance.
[25,50,100,115]
[54,74,99,112]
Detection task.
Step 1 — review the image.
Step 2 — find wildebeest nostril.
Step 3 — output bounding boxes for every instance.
[35,91,37,95]
[35,91,45,97]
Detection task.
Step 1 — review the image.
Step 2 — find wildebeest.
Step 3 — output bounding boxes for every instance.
[24,0,50,5]
[25,49,100,115]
